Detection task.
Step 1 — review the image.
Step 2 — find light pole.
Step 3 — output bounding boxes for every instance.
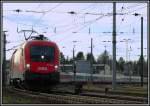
[120,39,131,83]
[90,38,93,83]
[128,46,132,84]
[72,41,78,82]
[88,38,95,83]
[137,47,147,84]
[62,46,66,72]
[2,31,8,87]
[132,13,144,86]
[120,39,131,62]
[104,45,106,75]
[102,40,111,75]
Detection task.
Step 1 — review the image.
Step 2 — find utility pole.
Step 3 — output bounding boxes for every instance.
[2,31,7,87]
[90,38,93,83]
[141,17,143,86]
[112,2,116,90]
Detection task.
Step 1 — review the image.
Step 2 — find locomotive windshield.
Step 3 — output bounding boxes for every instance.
[30,46,55,62]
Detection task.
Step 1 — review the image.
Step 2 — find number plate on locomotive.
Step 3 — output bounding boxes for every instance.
[38,67,48,70]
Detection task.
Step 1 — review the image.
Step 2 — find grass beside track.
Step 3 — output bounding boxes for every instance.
[2,88,49,104]
[3,89,33,104]
[83,83,148,97]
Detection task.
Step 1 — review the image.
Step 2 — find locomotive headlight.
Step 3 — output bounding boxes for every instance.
[55,65,58,69]
[26,64,30,69]
[41,55,44,59]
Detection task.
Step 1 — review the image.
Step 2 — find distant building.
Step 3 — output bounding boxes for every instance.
[60,62,110,75]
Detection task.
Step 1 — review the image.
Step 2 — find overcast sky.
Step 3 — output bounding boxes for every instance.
[3,2,148,61]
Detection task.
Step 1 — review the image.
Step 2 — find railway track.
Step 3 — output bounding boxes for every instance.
[81,92,148,104]
[49,84,148,104]
[5,87,147,104]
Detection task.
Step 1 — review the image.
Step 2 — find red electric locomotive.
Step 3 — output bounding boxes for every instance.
[10,35,60,87]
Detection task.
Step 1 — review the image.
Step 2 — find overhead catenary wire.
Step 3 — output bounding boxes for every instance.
[62,4,145,32]
[49,3,147,43]
[18,3,42,27]
[125,3,145,9]
[4,3,146,36]
[6,43,23,52]
[117,4,127,32]
[63,4,147,34]
[14,3,62,34]
[11,3,62,40]
[118,7,145,34]
[3,3,147,61]
[123,5,147,15]
[23,3,146,16]
[4,8,146,40]
[32,3,62,27]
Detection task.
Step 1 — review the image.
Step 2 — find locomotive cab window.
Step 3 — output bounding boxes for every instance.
[30,45,55,62]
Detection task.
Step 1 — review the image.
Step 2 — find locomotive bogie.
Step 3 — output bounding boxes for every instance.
[24,71,60,83]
